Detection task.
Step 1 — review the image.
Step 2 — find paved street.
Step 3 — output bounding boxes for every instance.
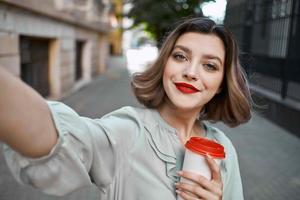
[1,56,300,199]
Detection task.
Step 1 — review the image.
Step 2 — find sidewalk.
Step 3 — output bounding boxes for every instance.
[215,115,300,199]
[1,56,299,199]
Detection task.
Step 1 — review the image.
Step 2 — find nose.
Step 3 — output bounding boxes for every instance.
[182,62,199,81]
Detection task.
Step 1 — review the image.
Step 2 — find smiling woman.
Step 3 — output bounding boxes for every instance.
[132,18,251,127]
[162,32,225,112]
[1,17,251,200]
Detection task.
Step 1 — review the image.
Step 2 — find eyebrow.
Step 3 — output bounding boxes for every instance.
[173,45,192,54]
[173,45,223,65]
[202,55,223,65]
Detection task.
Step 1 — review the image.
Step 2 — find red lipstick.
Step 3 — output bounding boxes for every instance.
[174,82,200,94]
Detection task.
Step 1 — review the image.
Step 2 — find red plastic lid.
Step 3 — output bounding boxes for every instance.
[185,137,225,159]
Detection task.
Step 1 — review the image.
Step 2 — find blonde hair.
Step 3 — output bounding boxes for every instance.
[131,18,252,127]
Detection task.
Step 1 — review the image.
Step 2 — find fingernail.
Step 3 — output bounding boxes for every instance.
[177,171,183,175]
[206,153,211,158]
[175,189,181,194]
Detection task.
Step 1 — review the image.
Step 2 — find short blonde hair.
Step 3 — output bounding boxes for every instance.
[131,18,252,127]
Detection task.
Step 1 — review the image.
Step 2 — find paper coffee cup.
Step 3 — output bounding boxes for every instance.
[177,137,225,200]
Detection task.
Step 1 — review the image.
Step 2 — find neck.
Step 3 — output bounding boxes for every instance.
[157,103,204,144]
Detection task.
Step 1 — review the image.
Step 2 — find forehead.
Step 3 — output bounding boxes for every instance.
[174,32,225,61]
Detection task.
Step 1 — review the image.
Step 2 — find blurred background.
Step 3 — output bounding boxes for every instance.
[0,0,299,199]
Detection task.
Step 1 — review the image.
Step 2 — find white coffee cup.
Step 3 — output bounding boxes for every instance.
[177,137,225,200]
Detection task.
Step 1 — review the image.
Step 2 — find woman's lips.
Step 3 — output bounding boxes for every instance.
[174,82,200,94]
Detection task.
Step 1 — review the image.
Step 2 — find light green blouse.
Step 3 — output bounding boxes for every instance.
[4,101,244,199]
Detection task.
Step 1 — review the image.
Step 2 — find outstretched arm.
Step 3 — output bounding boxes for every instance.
[0,67,57,158]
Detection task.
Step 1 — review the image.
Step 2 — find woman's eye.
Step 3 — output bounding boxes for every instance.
[204,63,218,71]
[172,53,187,61]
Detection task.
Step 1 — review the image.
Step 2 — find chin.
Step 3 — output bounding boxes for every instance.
[168,98,203,112]
[176,104,202,112]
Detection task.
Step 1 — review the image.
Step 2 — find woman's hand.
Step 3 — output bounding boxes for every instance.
[176,155,223,200]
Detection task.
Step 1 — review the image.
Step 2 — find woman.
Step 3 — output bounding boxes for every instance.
[0,18,251,200]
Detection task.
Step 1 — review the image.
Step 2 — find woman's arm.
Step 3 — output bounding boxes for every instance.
[0,67,57,158]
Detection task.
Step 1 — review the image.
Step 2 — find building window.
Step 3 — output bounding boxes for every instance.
[20,36,50,97]
[75,40,84,81]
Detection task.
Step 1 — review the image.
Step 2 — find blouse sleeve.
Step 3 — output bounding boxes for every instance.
[222,140,244,200]
[208,126,244,200]
[3,101,141,196]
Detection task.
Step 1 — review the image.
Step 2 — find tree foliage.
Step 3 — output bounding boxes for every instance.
[126,0,215,43]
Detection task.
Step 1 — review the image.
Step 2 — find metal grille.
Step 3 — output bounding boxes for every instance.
[249,72,282,93]
[225,0,300,100]
[287,81,300,101]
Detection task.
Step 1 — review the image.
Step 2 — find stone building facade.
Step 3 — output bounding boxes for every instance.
[0,0,113,99]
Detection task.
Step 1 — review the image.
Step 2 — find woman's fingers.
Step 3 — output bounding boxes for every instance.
[205,154,222,182]
[176,155,223,199]
[176,188,199,199]
[176,189,204,200]
[176,182,215,199]
[177,171,222,195]
[178,171,210,188]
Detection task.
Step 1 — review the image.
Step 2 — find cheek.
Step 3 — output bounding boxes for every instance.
[163,61,174,81]
[164,58,184,77]
[205,74,224,91]
[215,74,224,87]
[162,65,170,90]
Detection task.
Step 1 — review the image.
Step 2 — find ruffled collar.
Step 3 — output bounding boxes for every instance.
[135,107,226,190]
[137,108,184,190]
[149,108,178,134]
[146,108,208,138]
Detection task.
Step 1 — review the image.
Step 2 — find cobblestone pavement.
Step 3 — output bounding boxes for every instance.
[1,56,300,199]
